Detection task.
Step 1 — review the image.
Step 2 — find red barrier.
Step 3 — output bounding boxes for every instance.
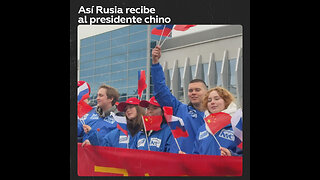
[78,143,242,176]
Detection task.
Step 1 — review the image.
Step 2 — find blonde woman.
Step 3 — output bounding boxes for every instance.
[192,87,242,156]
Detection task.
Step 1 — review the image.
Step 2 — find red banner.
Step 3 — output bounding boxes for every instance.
[78,143,242,176]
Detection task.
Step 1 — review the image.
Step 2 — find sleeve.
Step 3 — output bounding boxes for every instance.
[87,130,101,146]
[77,120,84,137]
[191,130,200,154]
[229,147,243,156]
[163,129,174,153]
[151,63,183,114]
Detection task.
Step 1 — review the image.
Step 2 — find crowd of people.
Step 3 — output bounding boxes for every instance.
[78,45,243,156]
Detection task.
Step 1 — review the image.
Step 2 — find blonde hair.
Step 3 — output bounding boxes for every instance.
[202,86,235,111]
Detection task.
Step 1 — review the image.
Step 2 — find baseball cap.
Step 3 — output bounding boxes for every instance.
[139,96,160,108]
[117,97,141,112]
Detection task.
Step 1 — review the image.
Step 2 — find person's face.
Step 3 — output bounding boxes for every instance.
[146,104,162,116]
[96,88,112,108]
[188,82,207,106]
[125,105,138,120]
[207,90,226,114]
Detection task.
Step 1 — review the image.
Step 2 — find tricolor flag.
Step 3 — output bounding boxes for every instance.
[163,106,189,138]
[231,109,243,149]
[138,70,147,98]
[77,81,92,118]
[143,115,163,131]
[204,112,232,135]
[111,112,128,136]
[77,100,93,118]
[151,25,174,37]
[77,81,90,103]
[173,25,196,31]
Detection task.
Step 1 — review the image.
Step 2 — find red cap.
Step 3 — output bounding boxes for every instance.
[117,97,141,112]
[139,96,160,108]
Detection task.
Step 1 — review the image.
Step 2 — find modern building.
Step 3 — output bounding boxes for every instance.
[78,25,243,107]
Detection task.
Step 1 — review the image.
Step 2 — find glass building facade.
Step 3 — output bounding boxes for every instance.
[79,25,163,106]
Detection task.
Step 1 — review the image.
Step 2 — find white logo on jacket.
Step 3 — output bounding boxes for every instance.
[104,116,115,124]
[90,114,99,120]
[199,130,209,140]
[218,129,235,141]
[137,138,146,147]
[119,135,129,144]
[150,138,161,148]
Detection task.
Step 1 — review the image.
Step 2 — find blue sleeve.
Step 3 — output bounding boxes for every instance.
[163,130,174,153]
[230,147,243,156]
[77,120,84,137]
[192,130,200,154]
[87,130,101,146]
[151,63,183,114]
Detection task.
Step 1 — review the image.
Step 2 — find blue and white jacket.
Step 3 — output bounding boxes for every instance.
[192,103,243,156]
[132,122,175,152]
[151,63,205,154]
[88,124,139,149]
[77,106,118,142]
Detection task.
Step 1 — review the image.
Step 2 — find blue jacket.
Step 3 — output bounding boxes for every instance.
[151,63,205,154]
[132,122,175,152]
[77,107,117,142]
[192,123,243,156]
[88,124,139,149]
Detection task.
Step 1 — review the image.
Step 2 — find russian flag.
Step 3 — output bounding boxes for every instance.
[173,25,196,31]
[138,70,147,98]
[231,109,243,142]
[78,82,90,103]
[111,112,128,136]
[151,25,174,37]
[163,106,189,138]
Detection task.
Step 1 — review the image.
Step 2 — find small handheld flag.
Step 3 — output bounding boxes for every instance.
[138,70,147,98]
[142,115,163,131]
[77,81,92,118]
[204,112,231,149]
[231,109,243,149]
[163,106,189,138]
[204,112,232,135]
[77,100,93,118]
[111,112,128,136]
[78,81,90,103]
[173,25,196,31]
[151,25,174,37]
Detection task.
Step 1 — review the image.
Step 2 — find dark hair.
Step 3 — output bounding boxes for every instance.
[189,79,208,89]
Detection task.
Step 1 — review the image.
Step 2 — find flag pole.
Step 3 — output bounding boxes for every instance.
[212,134,222,148]
[158,25,166,46]
[141,116,151,151]
[138,90,151,151]
[159,30,172,47]
[173,136,182,152]
[165,120,182,152]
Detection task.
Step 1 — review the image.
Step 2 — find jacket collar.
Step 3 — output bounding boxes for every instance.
[96,105,118,118]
